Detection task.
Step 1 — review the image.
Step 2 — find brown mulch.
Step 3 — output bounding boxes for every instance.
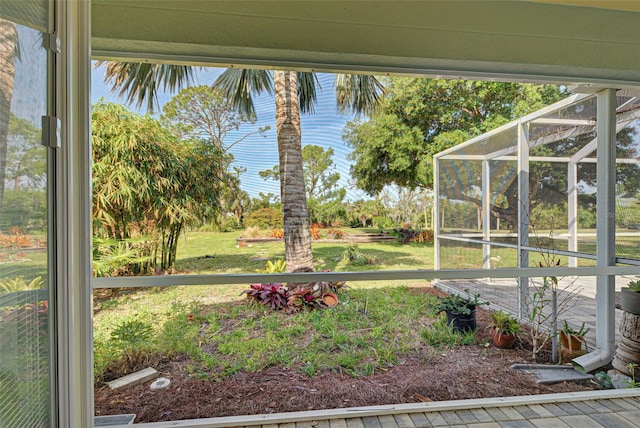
[94,284,600,423]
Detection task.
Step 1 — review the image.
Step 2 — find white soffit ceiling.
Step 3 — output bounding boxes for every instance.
[91,1,640,86]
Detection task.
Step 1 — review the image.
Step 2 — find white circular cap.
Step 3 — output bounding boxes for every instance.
[150,377,171,390]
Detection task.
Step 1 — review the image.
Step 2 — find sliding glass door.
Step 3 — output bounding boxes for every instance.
[0,0,55,426]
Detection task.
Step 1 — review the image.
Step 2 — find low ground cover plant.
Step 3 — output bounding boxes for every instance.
[94,285,465,382]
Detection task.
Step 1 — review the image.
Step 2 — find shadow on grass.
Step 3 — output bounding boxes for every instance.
[176,242,429,273]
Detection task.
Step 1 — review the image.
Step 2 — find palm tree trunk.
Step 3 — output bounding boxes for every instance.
[0,19,17,212]
[274,70,314,273]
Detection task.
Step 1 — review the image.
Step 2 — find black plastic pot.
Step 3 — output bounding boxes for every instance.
[621,288,640,316]
[445,306,477,333]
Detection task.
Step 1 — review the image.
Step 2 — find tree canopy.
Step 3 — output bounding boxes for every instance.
[259,144,345,224]
[344,78,566,195]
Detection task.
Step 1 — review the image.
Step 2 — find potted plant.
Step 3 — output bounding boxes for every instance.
[559,320,589,360]
[621,279,640,316]
[435,289,488,333]
[488,310,521,349]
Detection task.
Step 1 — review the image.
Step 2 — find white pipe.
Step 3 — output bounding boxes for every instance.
[572,88,618,373]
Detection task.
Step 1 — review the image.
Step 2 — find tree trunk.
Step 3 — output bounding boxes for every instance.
[0,19,17,212]
[274,70,314,274]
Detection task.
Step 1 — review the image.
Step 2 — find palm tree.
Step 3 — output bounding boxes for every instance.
[100,63,383,274]
[0,18,18,212]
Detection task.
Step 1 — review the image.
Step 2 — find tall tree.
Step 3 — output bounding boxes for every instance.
[92,102,223,271]
[259,144,344,224]
[7,113,45,189]
[0,18,18,211]
[101,63,383,275]
[215,70,382,273]
[162,85,268,227]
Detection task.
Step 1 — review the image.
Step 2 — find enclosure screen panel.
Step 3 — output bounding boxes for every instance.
[0,18,51,428]
[616,116,640,262]
[438,159,485,234]
[438,239,483,270]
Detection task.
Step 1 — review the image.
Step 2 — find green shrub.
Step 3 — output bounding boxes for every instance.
[372,216,395,228]
[243,208,283,229]
[243,226,262,238]
[110,318,154,350]
[0,276,43,294]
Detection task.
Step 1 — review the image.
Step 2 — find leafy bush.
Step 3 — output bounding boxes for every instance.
[434,289,488,315]
[372,216,395,229]
[92,237,152,277]
[0,276,43,294]
[341,243,379,266]
[242,226,262,238]
[310,223,322,240]
[241,283,289,310]
[269,228,284,238]
[257,259,286,273]
[110,319,154,350]
[489,310,521,335]
[342,243,364,262]
[393,228,434,244]
[243,207,283,229]
[325,229,345,239]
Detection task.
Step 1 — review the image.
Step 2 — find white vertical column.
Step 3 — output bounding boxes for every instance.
[568,162,578,267]
[482,160,491,269]
[434,157,441,270]
[595,88,617,357]
[517,121,530,319]
[57,0,94,426]
[573,89,618,373]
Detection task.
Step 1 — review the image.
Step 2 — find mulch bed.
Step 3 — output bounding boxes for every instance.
[94,284,600,423]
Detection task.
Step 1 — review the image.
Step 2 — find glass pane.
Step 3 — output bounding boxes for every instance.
[0,17,50,428]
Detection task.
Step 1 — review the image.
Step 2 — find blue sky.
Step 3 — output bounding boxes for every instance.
[91,65,370,202]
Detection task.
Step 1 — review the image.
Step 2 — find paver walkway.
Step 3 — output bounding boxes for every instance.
[435,275,636,347]
[136,390,640,427]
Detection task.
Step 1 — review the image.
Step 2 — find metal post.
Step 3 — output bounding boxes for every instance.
[482,160,491,269]
[57,0,94,425]
[568,162,578,267]
[573,88,618,373]
[434,157,441,270]
[517,121,530,319]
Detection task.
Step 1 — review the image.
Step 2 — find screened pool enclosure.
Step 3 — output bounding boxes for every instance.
[435,89,640,270]
[433,89,640,349]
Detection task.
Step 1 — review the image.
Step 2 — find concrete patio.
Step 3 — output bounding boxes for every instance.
[137,389,640,428]
[434,275,637,348]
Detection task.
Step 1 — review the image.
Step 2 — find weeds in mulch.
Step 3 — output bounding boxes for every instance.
[94,285,454,383]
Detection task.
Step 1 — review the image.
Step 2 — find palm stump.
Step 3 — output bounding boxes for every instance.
[612,311,640,379]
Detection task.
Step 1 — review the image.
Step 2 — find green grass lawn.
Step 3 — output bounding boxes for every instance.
[92,227,638,383]
[94,283,477,382]
[174,230,435,274]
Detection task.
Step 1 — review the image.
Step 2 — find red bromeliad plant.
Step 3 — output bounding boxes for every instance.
[241,283,290,310]
[241,281,343,312]
[288,288,324,310]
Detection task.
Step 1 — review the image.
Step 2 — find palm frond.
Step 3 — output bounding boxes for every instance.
[334,74,385,116]
[97,61,196,112]
[297,72,320,114]
[213,69,273,120]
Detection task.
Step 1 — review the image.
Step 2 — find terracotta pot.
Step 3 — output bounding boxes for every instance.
[491,329,517,349]
[321,292,339,307]
[621,288,640,316]
[559,332,587,361]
